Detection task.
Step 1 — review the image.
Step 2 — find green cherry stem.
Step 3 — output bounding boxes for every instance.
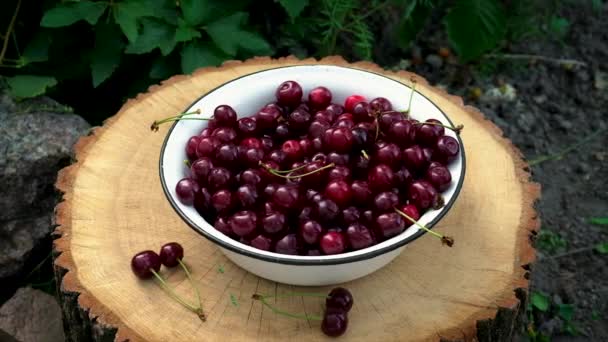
[361,150,370,160]
[403,76,418,117]
[394,208,454,247]
[183,159,191,167]
[259,161,335,179]
[177,259,205,321]
[252,294,323,321]
[415,121,464,134]
[150,269,206,321]
[150,109,208,132]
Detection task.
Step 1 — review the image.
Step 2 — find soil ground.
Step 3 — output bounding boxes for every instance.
[405,2,607,340]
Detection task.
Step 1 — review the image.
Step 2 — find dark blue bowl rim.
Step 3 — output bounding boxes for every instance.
[159,65,466,266]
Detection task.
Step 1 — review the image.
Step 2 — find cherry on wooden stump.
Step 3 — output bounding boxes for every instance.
[53,56,539,341]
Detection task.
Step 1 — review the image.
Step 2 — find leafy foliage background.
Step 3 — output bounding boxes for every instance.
[0,0,570,123]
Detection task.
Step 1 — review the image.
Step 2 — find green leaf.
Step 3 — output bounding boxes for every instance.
[180,41,226,74]
[41,1,107,27]
[396,1,433,49]
[22,31,52,65]
[564,321,579,336]
[175,19,201,43]
[114,0,154,42]
[557,304,574,321]
[149,56,178,79]
[125,18,176,56]
[205,12,272,56]
[589,217,608,226]
[6,75,57,98]
[444,0,507,61]
[90,24,124,87]
[530,291,550,312]
[595,242,608,254]
[548,16,569,39]
[180,0,251,26]
[278,0,310,20]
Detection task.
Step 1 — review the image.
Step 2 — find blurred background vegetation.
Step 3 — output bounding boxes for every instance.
[0,0,591,124]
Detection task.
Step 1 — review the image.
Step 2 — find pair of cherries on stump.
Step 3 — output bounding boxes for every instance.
[131,242,205,321]
[252,287,354,337]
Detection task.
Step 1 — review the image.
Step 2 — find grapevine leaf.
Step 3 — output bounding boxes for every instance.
[180,0,251,26]
[125,18,176,56]
[548,16,569,39]
[180,41,226,74]
[557,304,574,321]
[396,1,433,48]
[114,0,154,42]
[90,24,124,87]
[41,1,107,27]
[530,291,550,312]
[589,217,608,226]
[175,19,201,43]
[444,0,506,61]
[149,56,179,79]
[277,0,310,20]
[595,242,608,254]
[7,75,57,98]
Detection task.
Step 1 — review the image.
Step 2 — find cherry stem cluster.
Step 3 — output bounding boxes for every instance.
[252,293,324,321]
[150,109,206,132]
[260,161,336,179]
[394,208,454,247]
[416,121,464,134]
[150,260,206,321]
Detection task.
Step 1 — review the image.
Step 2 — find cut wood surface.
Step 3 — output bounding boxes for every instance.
[53,56,540,342]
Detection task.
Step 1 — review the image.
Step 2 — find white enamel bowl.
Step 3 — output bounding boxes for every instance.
[159,65,465,286]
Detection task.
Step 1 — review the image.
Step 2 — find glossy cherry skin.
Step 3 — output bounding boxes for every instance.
[316,199,339,223]
[327,165,352,182]
[344,94,366,113]
[402,145,428,172]
[176,178,199,205]
[399,204,420,222]
[186,136,201,160]
[229,210,258,237]
[211,189,234,213]
[214,216,233,237]
[274,234,299,255]
[309,86,332,109]
[213,105,237,127]
[375,143,402,169]
[261,211,287,235]
[341,206,360,225]
[159,242,184,267]
[320,231,346,255]
[272,185,300,209]
[375,212,405,239]
[351,180,372,205]
[131,250,161,279]
[387,120,416,147]
[369,97,392,113]
[367,164,395,192]
[408,180,439,210]
[326,287,354,312]
[426,165,452,191]
[346,223,374,250]
[212,127,238,143]
[325,103,344,120]
[215,144,239,166]
[256,106,282,131]
[394,167,413,189]
[288,109,312,131]
[207,167,232,191]
[435,135,460,163]
[417,119,445,145]
[191,157,214,184]
[239,168,264,189]
[250,235,272,251]
[373,191,399,212]
[378,111,403,132]
[237,117,257,136]
[323,127,353,153]
[236,184,259,208]
[325,180,352,208]
[322,308,348,337]
[282,140,303,161]
[196,136,220,158]
[299,220,323,245]
[352,101,372,122]
[276,81,303,107]
[309,119,331,138]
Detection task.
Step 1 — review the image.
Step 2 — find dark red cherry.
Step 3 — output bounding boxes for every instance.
[402,145,428,171]
[327,152,350,166]
[191,158,213,184]
[316,199,339,223]
[268,149,287,167]
[369,97,392,113]
[240,137,262,149]
[325,104,344,120]
[373,191,399,212]
[131,250,161,279]
[326,287,354,312]
[199,128,212,137]
[260,135,274,152]
[351,127,372,150]
[214,216,233,237]
[213,105,237,127]
[375,212,405,239]
[367,164,394,192]
[309,119,331,138]
[346,223,374,250]
[196,136,220,158]
[378,111,404,132]
[250,235,272,251]
[322,309,348,337]
[236,184,259,208]
[256,106,282,131]
[351,181,372,205]
[207,167,232,191]
[309,86,332,109]
[408,180,439,210]
[328,165,352,182]
[417,119,445,145]
[352,101,372,122]
[344,94,366,113]
[323,127,353,153]
[261,211,286,235]
[239,168,263,188]
[341,206,360,225]
[375,143,402,169]
[272,185,300,209]
[159,242,184,267]
[211,189,234,213]
[215,144,238,166]
[399,204,420,222]
[176,178,199,205]
[186,136,201,160]
[387,120,416,147]
[212,127,238,143]
[325,180,352,208]
[288,109,311,131]
[274,234,299,255]
[240,147,264,167]
[275,123,292,141]
[229,210,258,237]
[320,231,346,255]
[237,117,257,136]
[282,140,303,161]
[426,165,452,191]
[299,220,323,245]
[276,81,303,107]
[435,135,460,163]
[395,167,413,188]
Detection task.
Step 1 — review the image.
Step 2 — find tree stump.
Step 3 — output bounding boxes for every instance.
[53,56,540,342]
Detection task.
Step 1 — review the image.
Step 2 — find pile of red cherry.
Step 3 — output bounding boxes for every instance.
[174,80,460,255]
